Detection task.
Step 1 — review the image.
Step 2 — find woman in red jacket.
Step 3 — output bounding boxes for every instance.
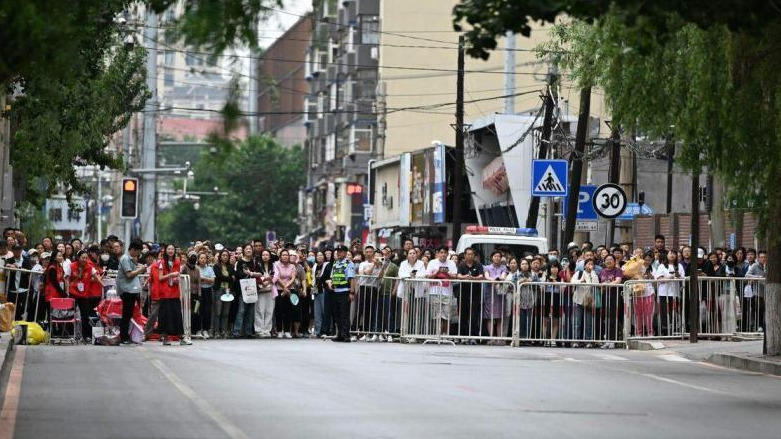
[154,244,187,346]
[44,249,66,303]
[70,250,104,341]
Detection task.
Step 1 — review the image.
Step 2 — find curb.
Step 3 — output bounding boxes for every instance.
[627,339,666,351]
[0,334,15,397]
[707,353,781,376]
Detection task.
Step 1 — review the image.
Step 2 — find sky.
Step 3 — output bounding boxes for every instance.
[259,0,312,49]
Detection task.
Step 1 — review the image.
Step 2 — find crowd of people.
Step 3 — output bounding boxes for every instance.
[0,227,769,348]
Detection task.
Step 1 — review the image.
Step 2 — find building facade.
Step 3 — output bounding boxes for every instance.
[257,14,311,148]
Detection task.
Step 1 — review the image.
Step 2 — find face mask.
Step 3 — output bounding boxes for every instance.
[548,255,558,263]
[307,256,316,264]
[100,254,110,262]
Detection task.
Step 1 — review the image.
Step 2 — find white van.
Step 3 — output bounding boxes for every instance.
[455,226,549,263]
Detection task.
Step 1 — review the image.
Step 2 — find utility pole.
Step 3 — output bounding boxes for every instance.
[139,8,158,242]
[375,82,386,158]
[665,135,675,214]
[690,162,700,343]
[248,17,259,136]
[562,87,591,251]
[606,128,621,246]
[503,31,516,114]
[451,35,465,246]
[525,67,557,230]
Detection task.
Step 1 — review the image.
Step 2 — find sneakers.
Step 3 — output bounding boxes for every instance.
[386,335,394,343]
[571,342,581,348]
[283,332,292,339]
[359,335,368,342]
[368,334,378,342]
[162,337,171,346]
[180,337,193,346]
[601,342,615,349]
[277,332,284,339]
[584,343,594,349]
[202,331,210,340]
[350,336,358,342]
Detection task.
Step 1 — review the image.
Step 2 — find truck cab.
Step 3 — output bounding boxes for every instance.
[455,226,549,263]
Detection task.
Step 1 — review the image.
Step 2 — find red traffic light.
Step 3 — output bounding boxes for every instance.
[346,184,362,195]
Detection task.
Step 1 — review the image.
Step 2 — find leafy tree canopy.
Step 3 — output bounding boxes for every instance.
[452,0,780,59]
[157,136,305,247]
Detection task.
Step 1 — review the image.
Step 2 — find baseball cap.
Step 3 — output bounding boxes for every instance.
[567,242,578,250]
[336,245,349,252]
[697,248,706,259]
[215,243,224,251]
[28,249,38,256]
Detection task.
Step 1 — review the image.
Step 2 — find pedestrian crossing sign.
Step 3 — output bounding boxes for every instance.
[531,159,568,197]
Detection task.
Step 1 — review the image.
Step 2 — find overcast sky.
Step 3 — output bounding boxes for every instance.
[259,0,312,49]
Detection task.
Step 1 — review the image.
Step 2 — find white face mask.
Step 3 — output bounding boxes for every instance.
[100,254,110,262]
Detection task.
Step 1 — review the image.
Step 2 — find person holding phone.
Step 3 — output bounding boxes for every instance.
[117,240,146,346]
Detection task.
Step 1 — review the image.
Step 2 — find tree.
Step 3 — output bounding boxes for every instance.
[157,136,305,247]
[1,0,282,206]
[453,1,781,355]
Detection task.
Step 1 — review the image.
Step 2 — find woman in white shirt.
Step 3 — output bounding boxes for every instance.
[570,259,599,347]
[653,250,685,336]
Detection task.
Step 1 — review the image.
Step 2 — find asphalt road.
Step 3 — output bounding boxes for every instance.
[6,339,781,439]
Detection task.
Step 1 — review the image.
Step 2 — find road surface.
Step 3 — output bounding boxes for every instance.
[4,339,781,439]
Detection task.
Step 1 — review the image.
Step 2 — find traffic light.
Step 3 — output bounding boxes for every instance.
[120,177,139,219]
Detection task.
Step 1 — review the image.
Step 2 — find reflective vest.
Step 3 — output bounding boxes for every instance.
[331,260,350,291]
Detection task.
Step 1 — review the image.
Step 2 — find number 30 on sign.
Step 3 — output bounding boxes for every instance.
[592,183,627,219]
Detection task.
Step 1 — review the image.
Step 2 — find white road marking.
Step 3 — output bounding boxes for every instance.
[593,353,629,361]
[143,351,251,439]
[659,354,690,362]
[641,373,729,395]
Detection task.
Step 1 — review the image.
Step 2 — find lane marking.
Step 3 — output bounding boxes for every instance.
[592,353,629,361]
[659,354,690,363]
[144,351,251,439]
[0,346,26,439]
[641,373,729,395]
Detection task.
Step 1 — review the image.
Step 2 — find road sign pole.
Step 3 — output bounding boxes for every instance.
[562,87,591,251]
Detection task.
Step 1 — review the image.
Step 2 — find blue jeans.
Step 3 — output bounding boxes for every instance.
[313,292,325,335]
[381,295,397,333]
[520,308,532,339]
[233,300,255,336]
[572,304,594,340]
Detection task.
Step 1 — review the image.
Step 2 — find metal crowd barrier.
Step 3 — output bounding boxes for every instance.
[1,266,41,323]
[623,276,766,341]
[515,281,627,347]
[352,275,403,340]
[397,277,518,346]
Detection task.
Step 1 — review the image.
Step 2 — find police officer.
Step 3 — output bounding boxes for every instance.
[328,245,355,342]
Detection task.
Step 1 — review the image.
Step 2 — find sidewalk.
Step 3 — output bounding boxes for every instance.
[0,332,13,395]
[661,339,781,376]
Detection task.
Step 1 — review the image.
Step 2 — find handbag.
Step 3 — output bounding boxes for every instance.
[239,278,259,304]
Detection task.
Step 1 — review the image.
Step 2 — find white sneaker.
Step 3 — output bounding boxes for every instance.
[180,337,192,346]
[603,342,615,349]
[368,335,378,342]
[284,332,292,339]
[571,342,580,348]
[277,332,284,339]
[350,336,358,342]
[387,335,394,343]
[378,335,386,342]
[359,335,368,342]
[202,331,210,340]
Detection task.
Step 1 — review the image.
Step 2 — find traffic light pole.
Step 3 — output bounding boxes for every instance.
[140,8,158,242]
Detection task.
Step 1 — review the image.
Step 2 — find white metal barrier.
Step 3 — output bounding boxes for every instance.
[398,278,517,345]
[352,275,402,340]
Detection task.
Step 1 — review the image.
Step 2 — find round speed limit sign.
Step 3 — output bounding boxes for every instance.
[592,183,627,219]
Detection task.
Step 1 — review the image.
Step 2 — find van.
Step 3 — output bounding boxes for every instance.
[455,226,549,263]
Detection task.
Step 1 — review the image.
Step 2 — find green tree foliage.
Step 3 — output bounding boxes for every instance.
[1,0,282,206]
[453,0,781,354]
[158,136,304,247]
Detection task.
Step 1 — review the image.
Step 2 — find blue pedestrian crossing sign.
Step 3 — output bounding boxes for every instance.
[531,159,568,197]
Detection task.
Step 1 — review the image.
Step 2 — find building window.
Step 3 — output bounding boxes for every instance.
[164,69,174,87]
[347,27,355,53]
[325,133,336,161]
[317,92,324,119]
[329,82,338,111]
[164,50,175,66]
[67,208,81,222]
[185,53,205,67]
[350,126,373,152]
[361,19,380,45]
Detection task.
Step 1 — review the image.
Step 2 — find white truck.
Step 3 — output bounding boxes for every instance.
[455,226,549,263]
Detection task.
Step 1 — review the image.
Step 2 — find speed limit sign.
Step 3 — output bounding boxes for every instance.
[592,183,627,219]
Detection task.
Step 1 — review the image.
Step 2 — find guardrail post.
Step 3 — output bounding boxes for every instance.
[622,283,632,348]
[511,281,520,347]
